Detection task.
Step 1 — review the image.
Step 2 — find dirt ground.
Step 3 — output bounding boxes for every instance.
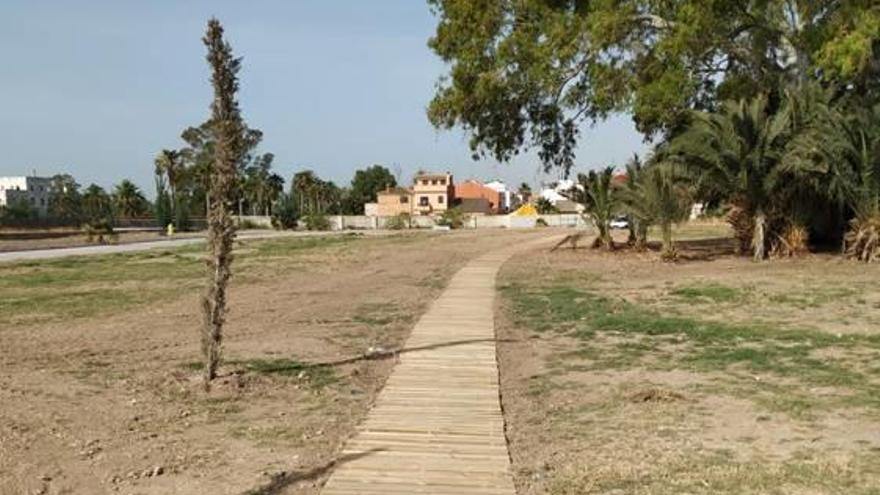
[0,228,547,495]
[0,229,203,253]
[497,223,880,494]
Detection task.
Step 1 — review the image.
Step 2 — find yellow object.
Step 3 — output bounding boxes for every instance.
[512,204,538,216]
[166,223,175,237]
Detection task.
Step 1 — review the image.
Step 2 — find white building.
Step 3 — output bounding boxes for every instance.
[0,176,52,215]
[484,180,514,212]
[538,179,585,214]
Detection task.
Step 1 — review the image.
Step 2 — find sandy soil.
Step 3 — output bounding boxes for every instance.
[496,227,880,494]
[0,228,550,495]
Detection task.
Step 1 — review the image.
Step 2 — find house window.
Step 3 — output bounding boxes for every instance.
[431,179,438,185]
[419,196,429,206]
[399,196,408,204]
[438,195,444,204]
[439,179,446,185]
[422,180,429,185]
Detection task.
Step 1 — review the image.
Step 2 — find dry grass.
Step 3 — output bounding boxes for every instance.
[0,229,546,495]
[497,222,880,495]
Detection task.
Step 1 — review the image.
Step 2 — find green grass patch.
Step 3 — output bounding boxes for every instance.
[0,234,372,326]
[502,282,880,416]
[547,451,880,495]
[670,284,744,303]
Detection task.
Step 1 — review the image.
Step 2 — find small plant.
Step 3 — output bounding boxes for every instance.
[771,223,810,258]
[82,219,117,244]
[845,214,880,262]
[385,212,411,230]
[436,208,469,229]
[536,218,549,227]
[303,212,331,231]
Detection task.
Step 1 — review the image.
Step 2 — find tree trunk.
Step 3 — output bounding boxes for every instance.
[635,223,648,251]
[661,222,674,258]
[752,209,767,261]
[598,225,614,250]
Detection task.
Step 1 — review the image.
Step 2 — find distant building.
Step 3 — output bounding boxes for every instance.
[0,176,52,215]
[538,179,585,214]
[455,180,502,214]
[412,172,454,216]
[484,180,514,212]
[373,186,414,217]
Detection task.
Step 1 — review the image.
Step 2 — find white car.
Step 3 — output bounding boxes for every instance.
[609,217,629,230]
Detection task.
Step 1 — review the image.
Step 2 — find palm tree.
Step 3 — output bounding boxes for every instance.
[796,100,880,260]
[569,167,617,250]
[619,163,693,259]
[669,94,795,261]
[266,173,284,215]
[154,149,189,226]
[292,170,317,214]
[82,184,113,223]
[154,149,184,203]
[113,180,149,218]
[620,154,648,249]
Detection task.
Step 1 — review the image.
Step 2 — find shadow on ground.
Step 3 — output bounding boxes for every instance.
[243,448,386,495]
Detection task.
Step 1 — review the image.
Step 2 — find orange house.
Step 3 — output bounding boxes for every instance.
[454,180,503,214]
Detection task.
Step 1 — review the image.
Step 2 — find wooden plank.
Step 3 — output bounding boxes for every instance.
[320,246,540,495]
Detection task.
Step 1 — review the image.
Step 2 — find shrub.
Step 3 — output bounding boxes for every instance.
[82,219,117,244]
[536,218,549,227]
[385,212,411,230]
[303,213,331,231]
[845,214,880,262]
[271,194,298,230]
[771,223,810,258]
[436,208,469,229]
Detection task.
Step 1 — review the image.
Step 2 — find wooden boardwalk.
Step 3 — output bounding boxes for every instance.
[321,248,526,495]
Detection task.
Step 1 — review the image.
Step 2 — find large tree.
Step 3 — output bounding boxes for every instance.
[47,174,82,224]
[426,1,879,172]
[347,165,397,214]
[668,94,799,260]
[179,119,264,216]
[200,18,246,388]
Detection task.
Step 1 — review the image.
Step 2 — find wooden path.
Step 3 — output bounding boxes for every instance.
[321,246,531,495]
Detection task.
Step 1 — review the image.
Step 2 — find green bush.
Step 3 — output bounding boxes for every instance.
[303,213,331,231]
[437,208,469,229]
[271,194,298,230]
[385,212,411,230]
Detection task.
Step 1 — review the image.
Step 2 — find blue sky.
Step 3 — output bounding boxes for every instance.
[0,1,647,195]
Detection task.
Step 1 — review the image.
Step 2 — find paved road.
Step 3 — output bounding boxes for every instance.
[321,237,552,495]
[0,230,376,263]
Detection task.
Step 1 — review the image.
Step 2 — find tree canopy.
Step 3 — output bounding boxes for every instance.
[347,165,397,214]
[427,0,880,172]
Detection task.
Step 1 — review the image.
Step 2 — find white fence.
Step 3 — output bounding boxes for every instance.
[234,214,589,231]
